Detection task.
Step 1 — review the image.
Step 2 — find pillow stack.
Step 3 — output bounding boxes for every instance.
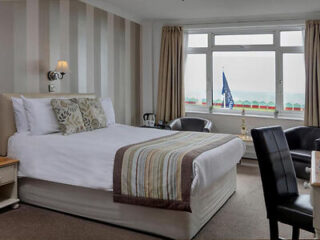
[22,97,60,135]
[11,96,116,136]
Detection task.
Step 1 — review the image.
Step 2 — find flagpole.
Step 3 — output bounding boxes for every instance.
[222,67,225,109]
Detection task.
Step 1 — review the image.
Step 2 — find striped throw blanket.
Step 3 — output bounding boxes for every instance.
[113,131,236,212]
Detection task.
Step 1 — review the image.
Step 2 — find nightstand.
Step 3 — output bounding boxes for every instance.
[0,157,19,209]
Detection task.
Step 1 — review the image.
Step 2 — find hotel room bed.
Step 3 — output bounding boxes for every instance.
[0,93,245,240]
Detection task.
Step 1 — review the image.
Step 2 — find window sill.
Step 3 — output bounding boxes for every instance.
[186,110,304,121]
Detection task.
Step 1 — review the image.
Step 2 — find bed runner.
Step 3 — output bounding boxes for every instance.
[113,131,236,212]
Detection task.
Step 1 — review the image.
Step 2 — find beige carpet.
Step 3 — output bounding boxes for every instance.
[0,160,314,240]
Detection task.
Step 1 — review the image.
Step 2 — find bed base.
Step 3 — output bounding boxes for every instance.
[19,167,236,240]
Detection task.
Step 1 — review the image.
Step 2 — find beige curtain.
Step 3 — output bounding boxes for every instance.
[156,26,185,123]
[305,20,320,126]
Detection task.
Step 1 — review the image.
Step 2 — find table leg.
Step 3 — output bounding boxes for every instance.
[315,228,320,239]
[11,203,19,209]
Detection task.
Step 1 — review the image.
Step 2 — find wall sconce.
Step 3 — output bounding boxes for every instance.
[47,60,69,92]
[48,60,69,81]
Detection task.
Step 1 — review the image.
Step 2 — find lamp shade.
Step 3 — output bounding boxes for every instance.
[55,60,69,73]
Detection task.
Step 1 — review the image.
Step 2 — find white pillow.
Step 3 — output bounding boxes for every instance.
[100,98,116,125]
[12,97,29,133]
[21,96,60,135]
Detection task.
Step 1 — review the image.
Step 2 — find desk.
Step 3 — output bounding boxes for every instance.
[311,151,320,237]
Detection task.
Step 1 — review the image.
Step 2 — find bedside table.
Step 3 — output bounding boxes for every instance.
[0,157,19,209]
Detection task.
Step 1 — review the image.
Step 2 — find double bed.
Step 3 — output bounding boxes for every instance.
[0,93,245,240]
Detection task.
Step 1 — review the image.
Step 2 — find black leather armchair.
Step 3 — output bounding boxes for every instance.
[166,117,213,132]
[251,126,314,240]
[285,126,320,179]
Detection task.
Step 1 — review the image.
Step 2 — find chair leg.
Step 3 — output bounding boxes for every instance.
[292,226,300,240]
[269,219,279,240]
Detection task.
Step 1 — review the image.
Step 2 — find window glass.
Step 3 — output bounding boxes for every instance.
[283,53,305,111]
[187,34,208,48]
[280,31,303,46]
[185,54,207,106]
[214,34,273,45]
[212,52,276,111]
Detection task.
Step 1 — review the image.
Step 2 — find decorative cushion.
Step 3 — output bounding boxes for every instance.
[51,99,86,135]
[74,98,107,131]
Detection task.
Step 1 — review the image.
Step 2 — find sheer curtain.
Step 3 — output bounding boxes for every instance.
[304,20,320,126]
[156,26,185,123]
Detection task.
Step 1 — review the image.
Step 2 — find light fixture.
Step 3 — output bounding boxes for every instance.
[47,60,69,92]
[48,60,69,81]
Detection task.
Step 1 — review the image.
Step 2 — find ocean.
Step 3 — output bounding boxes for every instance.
[212,90,304,105]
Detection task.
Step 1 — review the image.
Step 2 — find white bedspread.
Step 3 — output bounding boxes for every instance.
[8,124,245,192]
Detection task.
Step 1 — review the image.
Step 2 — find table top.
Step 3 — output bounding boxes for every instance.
[237,134,253,142]
[312,151,320,187]
[0,157,19,168]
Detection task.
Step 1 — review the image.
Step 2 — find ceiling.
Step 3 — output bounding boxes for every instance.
[98,0,320,22]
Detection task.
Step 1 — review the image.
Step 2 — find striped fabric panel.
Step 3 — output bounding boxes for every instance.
[113,132,237,212]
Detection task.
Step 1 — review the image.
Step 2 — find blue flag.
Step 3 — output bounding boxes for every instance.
[221,72,234,109]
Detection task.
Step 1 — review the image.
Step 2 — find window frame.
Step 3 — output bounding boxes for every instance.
[185,25,305,119]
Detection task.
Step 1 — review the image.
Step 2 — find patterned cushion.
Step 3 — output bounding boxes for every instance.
[74,98,107,131]
[51,99,86,135]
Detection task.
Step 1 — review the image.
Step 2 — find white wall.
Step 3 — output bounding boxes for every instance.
[0,0,141,125]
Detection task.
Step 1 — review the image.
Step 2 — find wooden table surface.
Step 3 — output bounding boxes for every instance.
[0,157,19,167]
[311,151,320,187]
[237,134,253,142]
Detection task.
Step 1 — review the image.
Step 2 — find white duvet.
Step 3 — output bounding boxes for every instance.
[8,124,245,192]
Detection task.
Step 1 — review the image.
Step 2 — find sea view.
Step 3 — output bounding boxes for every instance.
[185,90,305,110]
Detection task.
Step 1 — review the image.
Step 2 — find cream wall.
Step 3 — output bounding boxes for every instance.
[0,0,141,125]
[0,2,14,93]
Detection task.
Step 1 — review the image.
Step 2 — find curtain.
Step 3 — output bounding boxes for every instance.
[156,26,185,123]
[305,20,320,126]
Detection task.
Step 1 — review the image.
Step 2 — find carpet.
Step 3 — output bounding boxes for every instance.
[0,160,314,240]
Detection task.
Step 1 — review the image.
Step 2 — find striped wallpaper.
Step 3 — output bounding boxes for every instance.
[0,0,141,126]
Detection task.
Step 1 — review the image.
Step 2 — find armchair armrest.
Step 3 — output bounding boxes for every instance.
[315,138,320,151]
[203,121,213,133]
[166,119,182,131]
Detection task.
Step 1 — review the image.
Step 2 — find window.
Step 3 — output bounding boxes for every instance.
[187,34,208,48]
[212,52,275,111]
[185,26,305,118]
[185,54,206,105]
[215,34,273,45]
[283,53,305,111]
[280,31,304,46]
